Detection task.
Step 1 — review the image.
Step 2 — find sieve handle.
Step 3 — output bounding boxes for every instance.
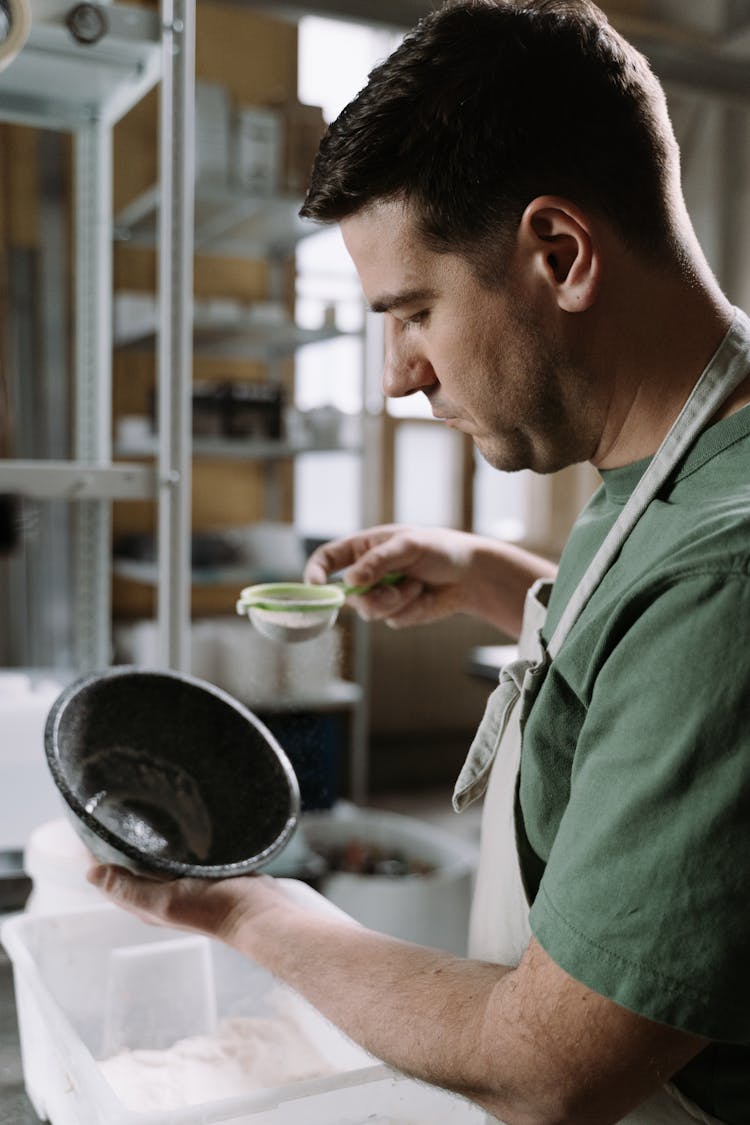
[339,572,405,597]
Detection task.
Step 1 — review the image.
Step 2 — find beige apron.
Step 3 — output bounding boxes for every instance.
[453,308,750,1125]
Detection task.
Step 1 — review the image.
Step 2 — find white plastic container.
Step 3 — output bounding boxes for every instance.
[23,817,104,914]
[1,883,485,1125]
[114,611,341,707]
[302,807,479,956]
[0,672,67,850]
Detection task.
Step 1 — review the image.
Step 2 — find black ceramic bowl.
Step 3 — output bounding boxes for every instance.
[44,666,300,879]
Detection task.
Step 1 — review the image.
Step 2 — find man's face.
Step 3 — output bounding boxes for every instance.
[341,200,598,474]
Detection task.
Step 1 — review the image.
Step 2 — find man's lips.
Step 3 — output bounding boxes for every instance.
[433,413,465,430]
[427,396,466,428]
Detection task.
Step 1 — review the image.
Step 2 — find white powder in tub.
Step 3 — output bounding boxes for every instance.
[98,1014,337,1111]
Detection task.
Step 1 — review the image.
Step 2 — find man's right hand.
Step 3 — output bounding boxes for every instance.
[304,524,557,637]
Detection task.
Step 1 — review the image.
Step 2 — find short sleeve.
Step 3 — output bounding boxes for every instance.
[528,569,750,1041]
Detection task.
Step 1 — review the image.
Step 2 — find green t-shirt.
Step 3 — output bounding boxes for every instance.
[518,404,750,1124]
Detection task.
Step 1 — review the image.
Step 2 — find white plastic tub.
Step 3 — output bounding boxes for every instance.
[301,807,479,956]
[1,881,484,1125]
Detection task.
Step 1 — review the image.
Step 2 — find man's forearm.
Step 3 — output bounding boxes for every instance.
[228,899,706,1125]
[466,537,557,638]
[230,899,530,1122]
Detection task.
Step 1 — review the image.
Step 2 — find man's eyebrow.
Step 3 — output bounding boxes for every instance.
[368,288,438,314]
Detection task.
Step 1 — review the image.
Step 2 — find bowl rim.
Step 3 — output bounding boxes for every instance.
[44,664,300,878]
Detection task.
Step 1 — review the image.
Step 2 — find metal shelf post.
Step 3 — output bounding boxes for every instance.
[73,118,114,671]
[156,0,195,672]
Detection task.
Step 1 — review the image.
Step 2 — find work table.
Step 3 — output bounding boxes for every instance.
[466,644,518,681]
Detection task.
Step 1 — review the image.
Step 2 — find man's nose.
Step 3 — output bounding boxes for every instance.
[382,326,436,399]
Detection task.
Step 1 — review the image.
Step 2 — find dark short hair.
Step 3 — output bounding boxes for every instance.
[301,0,682,282]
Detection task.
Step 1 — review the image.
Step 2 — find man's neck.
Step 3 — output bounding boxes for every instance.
[590,271,736,470]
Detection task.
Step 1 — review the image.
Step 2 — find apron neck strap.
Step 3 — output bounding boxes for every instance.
[548,307,750,661]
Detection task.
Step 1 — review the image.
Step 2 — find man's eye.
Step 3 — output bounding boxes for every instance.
[404,310,429,328]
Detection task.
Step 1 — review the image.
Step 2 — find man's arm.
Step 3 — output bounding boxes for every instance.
[88,868,707,1125]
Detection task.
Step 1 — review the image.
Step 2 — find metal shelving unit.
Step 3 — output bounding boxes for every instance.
[0,7,391,802]
[115,183,315,259]
[0,12,162,131]
[0,1,195,673]
[112,172,377,800]
[113,180,361,520]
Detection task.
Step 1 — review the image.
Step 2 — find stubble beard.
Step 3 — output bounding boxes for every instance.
[478,321,597,476]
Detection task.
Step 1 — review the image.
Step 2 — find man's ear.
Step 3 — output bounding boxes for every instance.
[518,196,601,312]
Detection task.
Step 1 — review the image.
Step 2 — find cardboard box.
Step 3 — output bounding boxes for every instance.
[195,81,232,187]
[231,105,283,195]
[280,100,327,194]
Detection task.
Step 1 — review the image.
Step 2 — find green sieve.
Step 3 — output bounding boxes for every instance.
[236,575,403,643]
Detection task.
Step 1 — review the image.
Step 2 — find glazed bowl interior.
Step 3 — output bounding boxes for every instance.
[45,667,299,879]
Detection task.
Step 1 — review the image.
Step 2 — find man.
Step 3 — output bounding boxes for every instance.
[90,2,750,1122]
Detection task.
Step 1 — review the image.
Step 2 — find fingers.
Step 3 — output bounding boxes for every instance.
[303,526,402,586]
[87,865,279,944]
[304,526,469,627]
[374,583,463,628]
[87,864,222,934]
[348,578,461,626]
[304,541,351,585]
[304,538,368,585]
[347,575,424,622]
[87,862,139,896]
[87,864,175,922]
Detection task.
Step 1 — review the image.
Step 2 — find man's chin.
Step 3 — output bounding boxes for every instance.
[475,434,582,476]
[473,436,530,474]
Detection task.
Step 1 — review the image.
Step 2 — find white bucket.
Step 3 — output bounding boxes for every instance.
[0,672,67,850]
[303,806,478,956]
[24,817,102,914]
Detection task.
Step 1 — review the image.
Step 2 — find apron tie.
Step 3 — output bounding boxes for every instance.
[453,656,536,812]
